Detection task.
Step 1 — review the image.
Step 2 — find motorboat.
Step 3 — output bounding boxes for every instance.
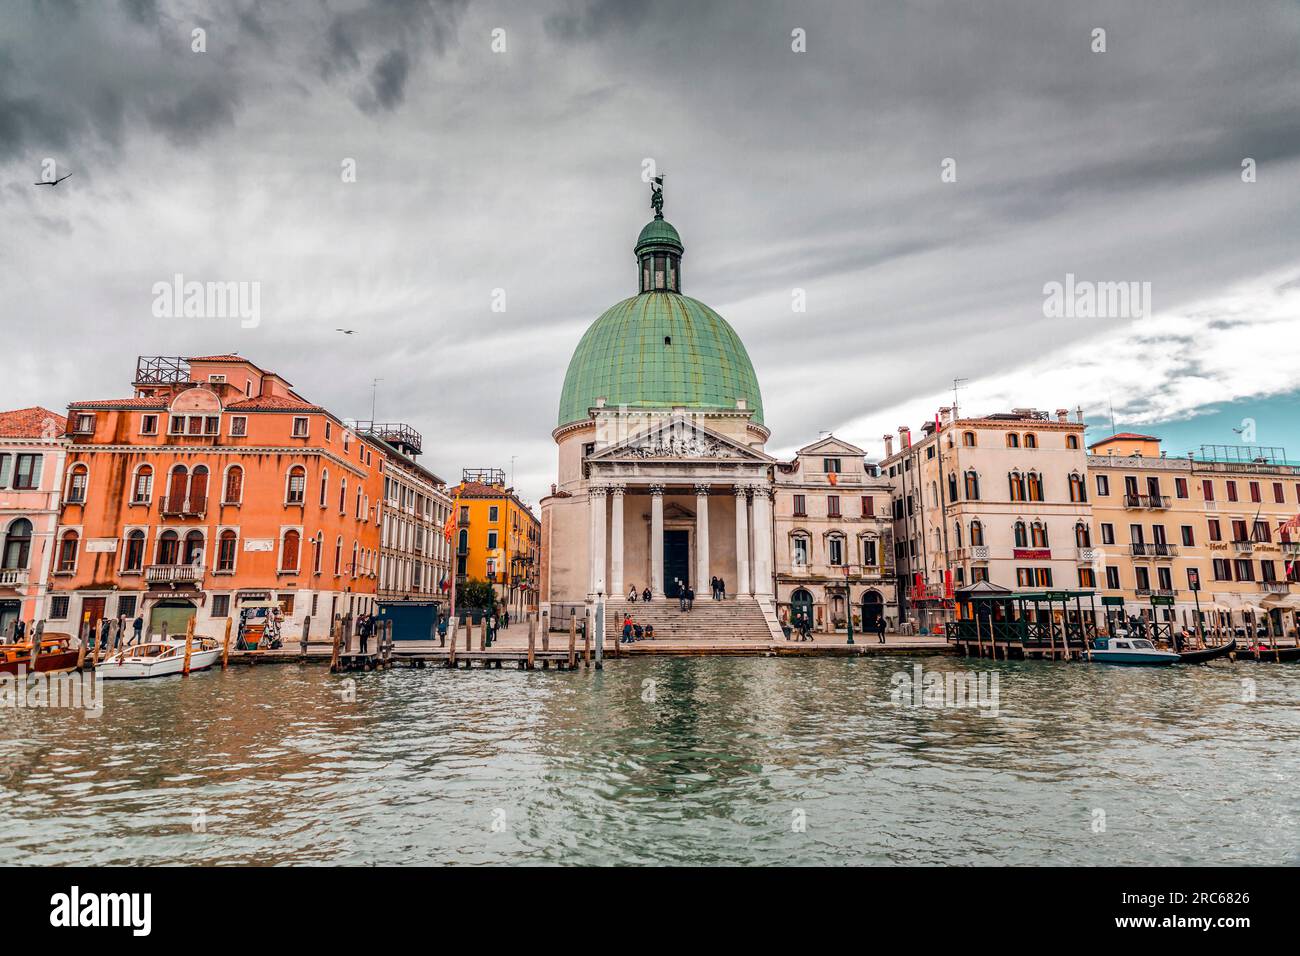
[99,637,221,679]
[0,635,80,675]
[1089,636,1180,666]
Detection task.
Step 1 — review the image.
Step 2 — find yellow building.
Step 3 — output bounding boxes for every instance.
[1088,433,1300,638]
[451,468,540,616]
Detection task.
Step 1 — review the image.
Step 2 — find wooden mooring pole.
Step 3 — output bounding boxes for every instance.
[222,617,232,670]
[300,616,311,658]
[182,616,195,676]
[527,614,536,670]
[568,615,577,670]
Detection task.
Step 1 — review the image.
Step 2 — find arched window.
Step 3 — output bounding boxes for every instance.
[217,530,237,572]
[132,464,153,504]
[312,532,323,574]
[962,431,977,447]
[1006,433,1020,448]
[791,533,810,567]
[948,473,958,502]
[66,464,89,504]
[123,529,145,572]
[1068,471,1087,503]
[457,529,468,553]
[157,529,179,565]
[351,541,359,578]
[183,530,205,565]
[1066,434,1080,450]
[339,478,346,514]
[963,470,980,501]
[286,465,307,505]
[1075,522,1091,547]
[827,533,845,566]
[355,485,363,518]
[1024,433,1037,449]
[1027,471,1044,502]
[1013,521,1028,548]
[1031,522,1049,548]
[319,468,329,507]
[224,465,244,504]
[859,535,879,567]
[334,535,343,575]
[57,530,79,572]
[190,465,209,511]
[1009,471,1026,502]
[970,520,984,546]
[165,465,189,511]
[2,518,33,569]
[953,521,963,548]
[281,530,301,572]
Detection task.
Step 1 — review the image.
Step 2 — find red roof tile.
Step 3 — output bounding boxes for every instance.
[0,407,67,438]
[225,395,322,412]
[68,397,169,409]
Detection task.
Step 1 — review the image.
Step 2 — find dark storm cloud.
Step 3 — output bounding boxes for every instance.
[3,0,1300,498]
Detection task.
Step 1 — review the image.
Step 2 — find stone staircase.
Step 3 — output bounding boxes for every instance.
[604,596,784,643]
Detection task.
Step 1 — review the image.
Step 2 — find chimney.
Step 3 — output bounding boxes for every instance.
[883,434,894,457]
[1056,408,1069,423]
[899,425,912,449]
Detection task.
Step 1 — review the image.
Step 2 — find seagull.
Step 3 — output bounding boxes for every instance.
[34,172,73,187]
[336,328,356,335]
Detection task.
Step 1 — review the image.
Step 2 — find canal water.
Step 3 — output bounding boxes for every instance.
[0,656,1295,865]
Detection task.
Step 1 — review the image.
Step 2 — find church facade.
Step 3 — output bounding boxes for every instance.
[538,186,898,638]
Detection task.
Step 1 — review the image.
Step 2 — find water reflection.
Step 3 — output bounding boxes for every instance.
[0,657,1294,865]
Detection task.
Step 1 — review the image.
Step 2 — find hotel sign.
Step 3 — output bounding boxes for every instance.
[1013,549,1051,559]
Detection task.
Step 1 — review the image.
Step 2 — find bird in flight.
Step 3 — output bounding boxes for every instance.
[34,172,73,187]
[336,328,356,335]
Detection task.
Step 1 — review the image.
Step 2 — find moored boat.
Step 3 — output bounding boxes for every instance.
[99,637,221,680]
[0,636,81,675]
[1177,638,1237,664]
[1232,642,1300,663]
[1088,636,1180,666]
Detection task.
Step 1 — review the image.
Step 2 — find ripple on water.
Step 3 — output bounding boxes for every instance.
[0,657,1295,865]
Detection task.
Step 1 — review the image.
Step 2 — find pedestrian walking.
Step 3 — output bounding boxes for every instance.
[622,614,633,644]
[437,615,448,647]
[99,617,111,651]
[132,614,144,644]
[710,576,719,599]
[686,585,695,610]
[358,614,371,654]
[876,616,887,644]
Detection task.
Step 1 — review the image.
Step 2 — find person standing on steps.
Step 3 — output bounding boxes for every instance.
[622,614,633,644]
[718,577,726,600]
[686,583,695,611]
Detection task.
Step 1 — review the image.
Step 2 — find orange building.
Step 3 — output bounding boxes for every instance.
[450,468,540,617]
[48,354,384,640]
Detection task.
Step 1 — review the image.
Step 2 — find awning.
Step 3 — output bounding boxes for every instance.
[1262,594,1300,608]
[1238,603,1267,615]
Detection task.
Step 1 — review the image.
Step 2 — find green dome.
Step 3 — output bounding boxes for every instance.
[557,291,765,427]
[635,217,683,255]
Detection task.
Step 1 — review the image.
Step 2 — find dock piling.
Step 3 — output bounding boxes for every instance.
[222,617,232,670]
[182,616,195,676]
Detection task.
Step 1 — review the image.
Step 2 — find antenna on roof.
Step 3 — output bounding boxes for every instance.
[951,377,968,419]
[1108,394,1116,435]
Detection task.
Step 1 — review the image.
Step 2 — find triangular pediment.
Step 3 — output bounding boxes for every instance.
[796,434,865,457]
[590,415,773,463]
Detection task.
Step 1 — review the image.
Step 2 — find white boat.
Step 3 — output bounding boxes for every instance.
[99,637,222,680]
[1089,636,1180,666]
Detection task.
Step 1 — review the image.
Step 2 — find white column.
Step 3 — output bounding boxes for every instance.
[610,485,625,598]
[751,485,774,599]
[650,484,665,597]
[589,485,607,597]
[694,483,710,594]
[734,485,751,596]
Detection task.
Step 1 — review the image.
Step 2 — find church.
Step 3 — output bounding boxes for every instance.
[538,183,898,641]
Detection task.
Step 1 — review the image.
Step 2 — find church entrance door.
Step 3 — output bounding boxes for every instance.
[664,530,690,597]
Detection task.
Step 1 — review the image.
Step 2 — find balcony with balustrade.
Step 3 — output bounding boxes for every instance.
[160,494,208,518]
[1260,581,1290,594]
[0,568,30,588]
[145,564,204,587]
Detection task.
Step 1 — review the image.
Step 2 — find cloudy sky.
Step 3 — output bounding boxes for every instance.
[3,0,1300,504]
